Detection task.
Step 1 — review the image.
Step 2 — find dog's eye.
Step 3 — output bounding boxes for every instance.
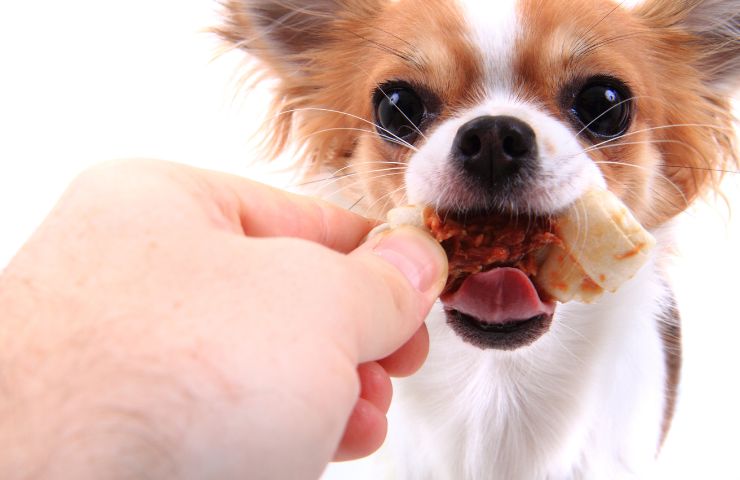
[374,84,425,143]
[572,79,632,138]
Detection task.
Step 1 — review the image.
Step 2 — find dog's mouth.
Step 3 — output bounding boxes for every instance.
[441,267,556,350]
[426,209,560,350]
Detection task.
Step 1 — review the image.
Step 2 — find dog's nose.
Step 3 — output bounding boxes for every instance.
[453,115,537,184]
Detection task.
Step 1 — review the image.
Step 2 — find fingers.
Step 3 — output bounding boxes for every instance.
[346,226,447,362]
[356,362,393,414]
[378,323,430,378]
[334,349,428,463]
[195,168,377,253]
[333,398,388,462]
[72,160,376,253]
[334,363,391,462]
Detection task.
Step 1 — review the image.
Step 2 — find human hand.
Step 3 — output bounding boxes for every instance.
[0,160,447,479]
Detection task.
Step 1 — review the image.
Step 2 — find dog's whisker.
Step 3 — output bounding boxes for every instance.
[317,170,406,202]
[298,168,404,200]
[583,122,734,153]
[295,171,355,187]
[657,165,739,175]
[576,0,627,47]
[600,172,683,216]
[586,138,713,175]
[294,161,405,187]
[593,160,689,208]
[310,167,407,196]
[345,30,418,66]
[366,184,408,216]
[588,138,729,193]
[343,182,407,217]
[298,164,404,186]
[548,123,734,165]
[574,95,635,139]
[296,126,418,152]
[273,107,417,150]
[327,160,407,177]
[348,195,366,212]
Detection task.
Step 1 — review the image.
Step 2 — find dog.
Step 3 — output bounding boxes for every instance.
[218,0,739,477]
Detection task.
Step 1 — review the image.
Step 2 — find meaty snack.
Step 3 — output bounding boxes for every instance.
[423,209,560,298]
[374,188,656,305]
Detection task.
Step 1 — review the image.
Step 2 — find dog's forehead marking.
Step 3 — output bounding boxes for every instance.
[455,0,520,94]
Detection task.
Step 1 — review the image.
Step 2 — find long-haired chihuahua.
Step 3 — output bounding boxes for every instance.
[218,1,738,477]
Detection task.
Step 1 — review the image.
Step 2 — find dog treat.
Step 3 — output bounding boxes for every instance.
[537,188,656,302]
[423,208,560,298]
[376,188,655,304]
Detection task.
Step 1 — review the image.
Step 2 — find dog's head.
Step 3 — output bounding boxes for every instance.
[220,0,738,348]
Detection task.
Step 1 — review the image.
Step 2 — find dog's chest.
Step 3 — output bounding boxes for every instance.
[324,258,670,480]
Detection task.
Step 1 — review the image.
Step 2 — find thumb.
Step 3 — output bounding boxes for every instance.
[347,226,448,362]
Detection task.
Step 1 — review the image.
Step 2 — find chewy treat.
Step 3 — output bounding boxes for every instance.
[536,188,656,302]
[376,188,655,304]
[423,209,560,298]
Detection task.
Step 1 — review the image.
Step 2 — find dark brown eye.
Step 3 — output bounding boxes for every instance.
[572,79,632,138]
[374,83,425,143]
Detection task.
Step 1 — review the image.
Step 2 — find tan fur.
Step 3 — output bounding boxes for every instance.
[219,0,735,226]
[516,0,736,227]
[217,0,481,187]
[216,0,485,217]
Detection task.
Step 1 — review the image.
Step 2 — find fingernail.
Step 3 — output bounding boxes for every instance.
[371,226,448,294]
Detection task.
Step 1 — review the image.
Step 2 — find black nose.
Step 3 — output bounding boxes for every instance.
[453,115,538,184]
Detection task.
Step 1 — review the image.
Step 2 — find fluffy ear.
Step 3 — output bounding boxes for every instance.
[684,0,740,91]
[630,0,738,221]
[637,0,740,92]
[216,0,381,167]
[218,0,367,74]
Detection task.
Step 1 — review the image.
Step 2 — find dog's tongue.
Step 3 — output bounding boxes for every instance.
[442,268,555,324]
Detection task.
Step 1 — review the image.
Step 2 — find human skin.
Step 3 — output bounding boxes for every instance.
[0,160,448,479]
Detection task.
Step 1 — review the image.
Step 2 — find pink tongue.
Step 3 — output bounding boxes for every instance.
[442,268,555,324]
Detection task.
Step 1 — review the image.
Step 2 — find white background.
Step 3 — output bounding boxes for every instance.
[1,1,738,478]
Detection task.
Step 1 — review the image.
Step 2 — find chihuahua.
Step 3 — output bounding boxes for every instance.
[219,0,738,477]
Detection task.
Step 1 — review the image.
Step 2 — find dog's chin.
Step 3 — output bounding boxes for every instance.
[445,309,554,350]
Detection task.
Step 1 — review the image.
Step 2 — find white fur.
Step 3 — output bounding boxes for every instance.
[387,249,668,479]
[324,241,670,479]
[405,97,605,214]
[457,0,520,93]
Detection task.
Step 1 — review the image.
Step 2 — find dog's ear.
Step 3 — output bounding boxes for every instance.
[637,0,739,92]
[218,0,365,76]
[681,0,739,92]
[631,0,738,221]
[217,0,381,166]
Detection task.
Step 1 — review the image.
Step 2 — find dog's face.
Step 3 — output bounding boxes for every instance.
[220,0,738,348]
[351,0,650,220]
[221,0,737,222]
